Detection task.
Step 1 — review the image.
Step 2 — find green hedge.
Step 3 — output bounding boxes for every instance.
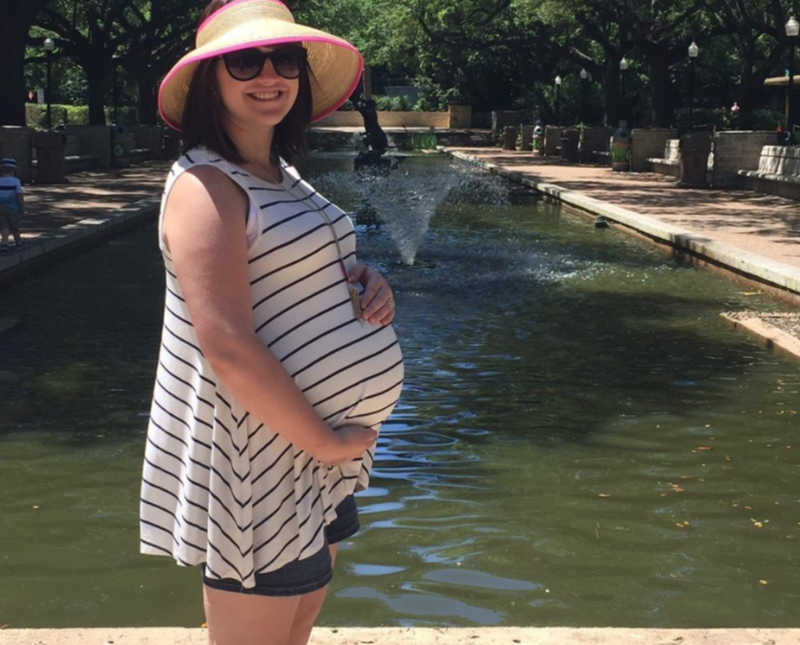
[25,103,138,129]
[338,95,430,112]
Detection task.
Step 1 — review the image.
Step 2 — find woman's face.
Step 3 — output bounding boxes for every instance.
[215,46,300,133]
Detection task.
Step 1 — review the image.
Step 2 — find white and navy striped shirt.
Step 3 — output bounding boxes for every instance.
[139,147,404,588]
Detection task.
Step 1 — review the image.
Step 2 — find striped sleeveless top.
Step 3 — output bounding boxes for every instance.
[139,147,404,588]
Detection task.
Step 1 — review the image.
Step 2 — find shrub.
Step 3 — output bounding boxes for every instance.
[25,103,138,129]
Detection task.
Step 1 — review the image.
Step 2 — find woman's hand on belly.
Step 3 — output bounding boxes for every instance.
[318,424,378,466]
[348,263,396,326]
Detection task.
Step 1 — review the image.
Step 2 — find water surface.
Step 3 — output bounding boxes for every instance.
[1,155,798,627]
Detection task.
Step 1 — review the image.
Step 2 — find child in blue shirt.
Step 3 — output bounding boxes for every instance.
[0,157,24,252]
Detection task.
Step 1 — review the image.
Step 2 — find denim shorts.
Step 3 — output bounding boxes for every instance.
[0,205,20,229]
[202,495,359,596]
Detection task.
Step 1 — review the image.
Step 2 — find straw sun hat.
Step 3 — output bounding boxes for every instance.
[158,0,364,131]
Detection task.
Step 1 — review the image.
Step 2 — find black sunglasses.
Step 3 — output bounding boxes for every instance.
[222,46,307,81]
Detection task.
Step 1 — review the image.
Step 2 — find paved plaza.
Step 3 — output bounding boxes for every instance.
[1,627,799,645]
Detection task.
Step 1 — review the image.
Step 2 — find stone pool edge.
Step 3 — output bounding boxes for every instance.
[444,149,800,300]
[2,627,800,645]
[720,313,800,360]
[0,196,160,286]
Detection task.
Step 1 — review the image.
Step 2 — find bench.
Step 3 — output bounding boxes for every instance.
[737,145,800,200]
[648,139,680,178]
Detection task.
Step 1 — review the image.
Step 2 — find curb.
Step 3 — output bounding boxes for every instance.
[0,197,159,285]
[2,627,800,645]
[720,312,800,360]
[446,149,800,298]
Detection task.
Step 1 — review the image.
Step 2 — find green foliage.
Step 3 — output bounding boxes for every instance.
[25,103,89,128]
[25,103,137,129]
[10,0,798,131]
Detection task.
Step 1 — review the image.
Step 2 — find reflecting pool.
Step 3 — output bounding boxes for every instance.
[1,155,798,628]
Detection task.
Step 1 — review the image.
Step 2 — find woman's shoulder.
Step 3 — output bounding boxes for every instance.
[170,146,226,174]
[167,151,247,219]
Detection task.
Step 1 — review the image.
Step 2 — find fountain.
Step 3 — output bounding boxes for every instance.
[312,162,512,266]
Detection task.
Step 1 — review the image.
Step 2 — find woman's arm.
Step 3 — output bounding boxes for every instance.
[163,166,376,465]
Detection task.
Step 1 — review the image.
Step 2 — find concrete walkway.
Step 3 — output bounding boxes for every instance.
[444,148,800,300]
[0,161,167,285]
[1,627,799,645]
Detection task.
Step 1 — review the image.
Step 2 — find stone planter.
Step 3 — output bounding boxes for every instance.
[543,126,562,156]
[679,131,712,188]
[561,129,580,162]
[518,125,534,151]
[502,126,518,151]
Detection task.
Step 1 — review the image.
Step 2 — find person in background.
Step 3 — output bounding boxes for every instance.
[0,157,24,252]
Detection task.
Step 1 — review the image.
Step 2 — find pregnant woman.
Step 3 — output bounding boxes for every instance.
[138,1,404,643]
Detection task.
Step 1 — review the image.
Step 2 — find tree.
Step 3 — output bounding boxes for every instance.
[548,0,706,127]
[114,1,200,124]
[702,0,791,129]
[34,0,131,125]
[2,0,49,125]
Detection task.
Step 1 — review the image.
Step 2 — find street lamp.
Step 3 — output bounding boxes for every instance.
[580,68,589,124]
[43,37,55,129]
[554,75,562,125]
[688,40,699,130]
[619,57,629,126]
[112,53,120,125]
[785,16,799,143]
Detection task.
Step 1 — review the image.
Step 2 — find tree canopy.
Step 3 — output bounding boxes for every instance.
[4,0,796,128]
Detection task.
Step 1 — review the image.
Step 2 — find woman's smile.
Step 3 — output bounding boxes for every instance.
[248,90,283,102]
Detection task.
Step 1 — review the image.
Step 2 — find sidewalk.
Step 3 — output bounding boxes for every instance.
[1,627,799,645]
[0,161,168,284]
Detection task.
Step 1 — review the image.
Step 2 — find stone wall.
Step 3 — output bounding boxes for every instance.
[491,110,534,140]
[711,131,776,187]
[316,110,451,128]
[63,125,112,168]
[630,128,677,172]
[0,126,33,182]
[129,125,163,157]
[448,105,472,128]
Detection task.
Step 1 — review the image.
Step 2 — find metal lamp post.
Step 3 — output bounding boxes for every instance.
[43,37,55,129]
[785,16,799,144]
[619,57,629,126]
[688,40,699,130]
[554,75,562,125]
[112,53,120,125]
[580,67,589,125]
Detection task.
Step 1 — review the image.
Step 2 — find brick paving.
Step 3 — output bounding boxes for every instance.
[15,160,168,240]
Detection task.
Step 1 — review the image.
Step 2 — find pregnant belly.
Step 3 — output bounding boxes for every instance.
[279,321,404,429]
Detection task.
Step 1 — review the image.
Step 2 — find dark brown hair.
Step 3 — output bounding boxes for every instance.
[180,0,313,165]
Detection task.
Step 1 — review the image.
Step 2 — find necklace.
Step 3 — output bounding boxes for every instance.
[243,159,283,184]
[285,182,362,320]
